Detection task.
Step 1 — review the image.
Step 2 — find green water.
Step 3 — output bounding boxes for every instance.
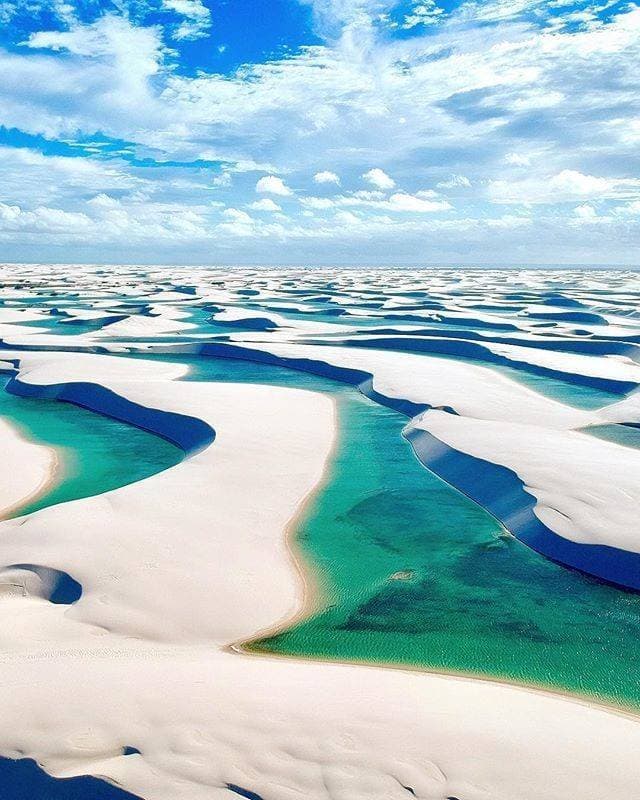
[134,354,640,709]
[585,424,640,449]
[0,375,183,518]
[489,362,622,409]
[255,390,640,709]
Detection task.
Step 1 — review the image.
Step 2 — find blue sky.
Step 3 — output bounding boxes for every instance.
[0,0,639,265]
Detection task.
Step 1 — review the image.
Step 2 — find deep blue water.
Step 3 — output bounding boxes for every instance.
[0,757,142,800]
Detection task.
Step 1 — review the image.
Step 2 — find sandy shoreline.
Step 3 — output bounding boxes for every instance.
[0,417,59,522]
[237,394,341,646]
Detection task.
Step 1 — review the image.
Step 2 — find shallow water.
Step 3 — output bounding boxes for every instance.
[0,375,183,518]
[254,385,640,709]
[133,353,640,709]
[584,424,640,449]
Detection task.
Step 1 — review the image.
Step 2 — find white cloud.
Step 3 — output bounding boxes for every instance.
[300,190,451,213]
[223,207,253,223]
[87,193,121,209]
[570,203,613,226]
[403,1,444,29]
[25,14,162,83]
[0,201,92,232]
[301,0,397,35]
[437,175,471,189]
[334,210,360,225]
[620,200,640,215]
[362,168,395,190]
[300,196,335,210]
[0,202,21,223]
[485,214,531,229]
[573,203,597,220]
[352,190,386,200]
[314,170,340,184]
[387,192,452,212]
[505,153,532,167]
[550,170,640,198]
[162,0,212,40]
[255,176,293,196]
[0,146,141,210]
[489,170,640,204]
[212,172,232,188]
[0,2,639,262]
[249,198,282,212]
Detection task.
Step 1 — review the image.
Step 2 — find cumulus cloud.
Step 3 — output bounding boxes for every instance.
[0,146,141,209]
[212,172,232,188]
[362,168,395,190]
[255,176,293,196]
[25,14,162,80]
[249,198,282,211]
[334,209,360,225]
[573,203,597,220]
[505,153,532,167]
[314,170,341,184]
[620,200,640,215]
[550,170,640,198]
[403,1,445,29]
[223,207,253,223]
[0,202,92,232]
[19,14,164,135]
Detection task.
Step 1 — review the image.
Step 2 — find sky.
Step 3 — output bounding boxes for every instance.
[0,0,639,265]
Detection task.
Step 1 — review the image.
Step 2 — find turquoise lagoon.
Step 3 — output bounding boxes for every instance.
[0,374,182,518]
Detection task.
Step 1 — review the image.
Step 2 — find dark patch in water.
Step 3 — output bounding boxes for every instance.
[339,573,557,644]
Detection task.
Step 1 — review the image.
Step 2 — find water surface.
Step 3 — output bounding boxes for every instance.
[0,375,183,518]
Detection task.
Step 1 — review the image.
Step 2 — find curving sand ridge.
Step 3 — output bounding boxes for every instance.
[202,340,602,427]
[0,350,638,798]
